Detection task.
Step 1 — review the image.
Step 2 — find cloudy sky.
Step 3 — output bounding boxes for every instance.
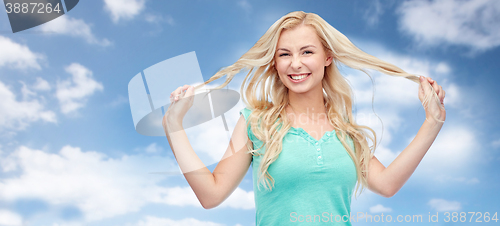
[1,0,499,225]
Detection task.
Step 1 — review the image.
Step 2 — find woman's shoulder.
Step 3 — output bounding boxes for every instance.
[239,107,252,121]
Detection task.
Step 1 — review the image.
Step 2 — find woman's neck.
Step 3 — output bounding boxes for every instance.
[286,88,327,122]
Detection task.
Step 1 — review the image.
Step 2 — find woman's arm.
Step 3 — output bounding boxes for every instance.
[367,76,446,197]
[164,85,252,209]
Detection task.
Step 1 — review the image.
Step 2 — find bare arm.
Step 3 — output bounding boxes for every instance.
[163,85,252,209]
[367,76,446,197]
[367,120,442,197]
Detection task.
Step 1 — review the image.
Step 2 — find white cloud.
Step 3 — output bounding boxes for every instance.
[144,14,175,26]
[104,0,146,23]
[221,187,254,209]
[109,95,129,107]
[38,16,111,46]
[0,80,56,131]
[56,63,104,114]
[238,0,252,13]
[141,143,163,154]
[20,81,36,100]
[0,145,180,222]
[159,186,254,209]
[397,0,500,52]
[363,0,384,26]
[133,216,224,226]
[0,36,43,70]
[142,13,175,35]
[435,62,451,75]
[33,77,51,91]
[0,145,253,223]
[373,145,399,167]
[351,189,379,214]
[419,126,479,176]
[442,83,460,108]
[0,209,23,225]
[369,204,392,213]
[158,186,201,207]
[186,117,231,164]
[428,198,461,212]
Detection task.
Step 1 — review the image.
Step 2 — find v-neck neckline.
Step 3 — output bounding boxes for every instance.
[289,126,336,144]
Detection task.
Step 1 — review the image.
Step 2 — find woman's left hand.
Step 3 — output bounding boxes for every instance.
[418,76,446,124]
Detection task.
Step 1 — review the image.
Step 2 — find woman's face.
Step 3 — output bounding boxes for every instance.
[274,24,333,95]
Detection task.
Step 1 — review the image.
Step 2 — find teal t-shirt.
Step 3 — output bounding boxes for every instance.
[239,107,357,225]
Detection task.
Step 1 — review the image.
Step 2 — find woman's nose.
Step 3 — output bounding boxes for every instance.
[290,56,302,69]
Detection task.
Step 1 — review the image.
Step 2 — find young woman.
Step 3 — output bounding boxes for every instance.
[163,11,445,225]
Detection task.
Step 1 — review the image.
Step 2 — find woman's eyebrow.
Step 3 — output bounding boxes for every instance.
[300,45,316,50]
[276,45,316,52]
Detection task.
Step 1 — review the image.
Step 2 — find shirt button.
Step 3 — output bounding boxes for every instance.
[315,142,318,145]
[318,156,322,159]
[317,148,320,151]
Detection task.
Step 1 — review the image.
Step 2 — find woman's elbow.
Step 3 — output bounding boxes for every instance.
[201,203,214,209]
[379,191,395,198]
[201,202,216,209]
[200,197,222,209]
[369,183,398,198]
[378,186,398,198]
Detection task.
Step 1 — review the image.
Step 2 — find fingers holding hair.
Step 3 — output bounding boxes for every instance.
[170,85,195,102]
[427,77,445,104]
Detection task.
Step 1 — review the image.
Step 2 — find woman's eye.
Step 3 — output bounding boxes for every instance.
[279,53,289,57]
[303,51,313,55]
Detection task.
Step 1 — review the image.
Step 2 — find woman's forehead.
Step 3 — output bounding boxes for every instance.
[277,25,321,49]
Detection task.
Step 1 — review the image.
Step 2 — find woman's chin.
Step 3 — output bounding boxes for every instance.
[287,87,309,94]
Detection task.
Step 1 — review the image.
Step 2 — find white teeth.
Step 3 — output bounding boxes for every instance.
[291,74,308,80]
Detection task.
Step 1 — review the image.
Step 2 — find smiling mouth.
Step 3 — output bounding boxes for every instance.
[288,73,311,81]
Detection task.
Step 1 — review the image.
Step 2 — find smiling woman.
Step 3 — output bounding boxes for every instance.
[275,25,333,95]
[163,11,446,225]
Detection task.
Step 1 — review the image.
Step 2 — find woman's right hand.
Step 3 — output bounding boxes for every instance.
[163,84,195,130]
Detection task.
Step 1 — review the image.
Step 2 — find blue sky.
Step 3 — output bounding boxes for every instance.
[0,0,499,225]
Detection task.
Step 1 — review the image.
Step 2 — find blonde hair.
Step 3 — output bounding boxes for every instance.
[193,11,442,196]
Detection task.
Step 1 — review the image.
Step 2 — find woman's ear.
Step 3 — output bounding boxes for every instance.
[325,53,334,67]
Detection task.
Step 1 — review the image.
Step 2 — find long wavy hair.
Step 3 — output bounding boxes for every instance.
[193,11,441,196]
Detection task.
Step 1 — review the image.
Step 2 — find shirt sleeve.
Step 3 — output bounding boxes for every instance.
[239,107,258,143]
